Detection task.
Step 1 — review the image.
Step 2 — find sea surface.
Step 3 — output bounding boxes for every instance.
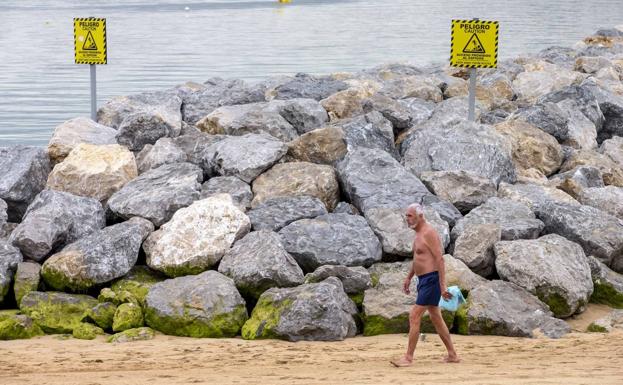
[1,0,622,146]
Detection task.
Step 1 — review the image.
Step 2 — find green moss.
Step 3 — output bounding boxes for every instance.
[586,323,608,333]
[72,322,104,340]
[0,309,21,321]
[98,288,117,303]
[590,280,623,309]
[370,273,380,288]
[108,327,156,343]
[41,263,95,292]
[146,304,247,338]
[112,303,144,332]
[363,310,454,336]
[454,305,469,335]
[348,293,364,307]
[98,288,139,307]
[19,291,98,334]
[14,275,39,307]
[241,297,293,340]
[541,292,571,318]
[84,302,117,330]
[0,315,44,340]
[111,266,164,307]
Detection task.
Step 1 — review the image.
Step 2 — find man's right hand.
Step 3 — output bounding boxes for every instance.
[403,277,411,294]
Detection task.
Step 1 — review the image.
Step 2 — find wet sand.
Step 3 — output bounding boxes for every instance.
[1,305,621,385]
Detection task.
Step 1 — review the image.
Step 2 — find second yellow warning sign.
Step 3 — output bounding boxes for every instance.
[451,20,498,68]
[74,18,107,65]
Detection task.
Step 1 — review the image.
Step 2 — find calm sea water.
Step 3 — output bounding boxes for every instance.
[1,0,622,146]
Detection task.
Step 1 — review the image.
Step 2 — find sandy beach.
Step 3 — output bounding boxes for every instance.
[1,305,620,385]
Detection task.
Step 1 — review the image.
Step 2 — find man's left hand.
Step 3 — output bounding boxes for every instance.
[441,286,452,300]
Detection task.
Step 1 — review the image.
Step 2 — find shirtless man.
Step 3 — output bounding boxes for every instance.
[391,203,460,367]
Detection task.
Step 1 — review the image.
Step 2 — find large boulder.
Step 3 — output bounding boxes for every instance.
[534,202,623,272]
[494,234,593,318]
[587,256,623,309]
[206,133,287,183]
[401,121,516,186]
[200,176,252,210]
[107,162,203,227]
[582,79,623,143]
[453,224,501,278]
[9,190,105,262]
[364,206,449,257]
[286,126,348,165]
[578,186,623,218]
[420,171,497,214]
[110,266,165,307]
[135,137,187,174]
[549,165,605,199]
[196,103,298,142]
[251,162,339,211]
[0,313,44,340]
[242,277,358,341]
[278,213,382,272]
[537,85,604,135]
[41,217,154,291]
[13,262,41,306]
[455,280,570,338]
[0,146,51,221]
[268,73,348,101]
[47,117,117,164]
[497,182,579,211]
[0,240,22,303]
[494,119,564,176]
[98,90,183,151]
[512,61,582,104]
[172,133,225,176]
[378,75,443,102]
[265,98,329,134]
[451,197,544,241]
[145,270,247,337]
[320,88,367,120]
[362,94,413,132]
[218,230,304,299]
[560,149,623,186]
[247,196,327,232]
[600,136,623,168]
[444,254,488,292]
[19,291,98,333]
[304,265,371,295]
[0,199,6,233]
[144,194,250,277]
[46,144,138,203]
[334,112,397,158]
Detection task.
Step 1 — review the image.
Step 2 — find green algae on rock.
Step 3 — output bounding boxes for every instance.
[84,302,117,330]
[13,262,41,306]
[113,303,144,332]
[108,327,156,343]
[0,314,44,340]
[72,322,104,340]
[110,266,164,307]
[19,291,98,334]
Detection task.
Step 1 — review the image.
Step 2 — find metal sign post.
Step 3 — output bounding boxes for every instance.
[74,17,107,121]
[450,18,499,121]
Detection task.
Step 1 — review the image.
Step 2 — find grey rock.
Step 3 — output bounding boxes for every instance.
[582,79,623,143]
[218,230,304,299]
[333,202,359,215]
[378,75,442,102]
[200,176,252,210]
[247,196,327,232]
[600,136,623,168]
[498,182,579,212]
[494,234,593,318]
[481,109,511,125]
[420,171,497,214]
[47,117,118,165]
[534,202,623,271]
[362,94,413,132]
[305,265,371,294]
[41,217,154,291]
[242,277,357,341]
[401,121,516,186]
[0,146,51,222]
[0,240,22,303]
[514,102,570,143]
[549,165,605,199]
[266,98,329,134]
[537,46,578,69]
[457,280,570,338]
[0,199,8,236]
[397,98,435,127]
[107,162,203,227]
[451,197,544,242]
[197,103,298,142]
[586,255,623,308]
[336,112,397,158]
[207,133,287,183]
[172,133,225,176]
[364,206,449,258]
[578,186,623,219]
[453,224,501,278]
[98,90,183,151]
[444,254,488,292]
[13,262,41,306]
[538,85,605,135]
[278,213,382,272]
[588,309,623,332]
[270,73,348,101]
[135,137,187,174]
[19,291,98,334]
[181,78,266,125]
[145,270,248,337]
[9,190,105,262]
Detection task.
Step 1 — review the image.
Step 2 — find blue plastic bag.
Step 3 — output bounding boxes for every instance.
[438,286,465,312]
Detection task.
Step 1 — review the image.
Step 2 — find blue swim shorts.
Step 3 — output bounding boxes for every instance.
[415,271,441,306]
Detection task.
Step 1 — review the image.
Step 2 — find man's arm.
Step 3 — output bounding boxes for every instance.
[403,240,417,294]
[424,229,451,299]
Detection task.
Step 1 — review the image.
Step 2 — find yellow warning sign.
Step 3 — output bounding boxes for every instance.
[74,18,107,65]
[451,19,498,68]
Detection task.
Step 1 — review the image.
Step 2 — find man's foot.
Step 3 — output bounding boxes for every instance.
[390,356,413,367]
[441,355,461,363]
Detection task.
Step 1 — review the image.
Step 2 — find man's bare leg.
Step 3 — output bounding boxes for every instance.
[428,306,460,363]
[391,305,427,367]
